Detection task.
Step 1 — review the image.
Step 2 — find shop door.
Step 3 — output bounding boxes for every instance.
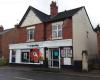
[11,50,16,63]
[51,48,60,68]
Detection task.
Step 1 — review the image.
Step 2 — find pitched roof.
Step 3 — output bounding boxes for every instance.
[49,7,83,22]
[0,29,11,36]
[30,6,50,22]
[18,6,83,26]
[19,6,50,26]
[94,25,100,32]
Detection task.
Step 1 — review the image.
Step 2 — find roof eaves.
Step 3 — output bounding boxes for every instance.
[83,6,95,32]
[0,29,12,35]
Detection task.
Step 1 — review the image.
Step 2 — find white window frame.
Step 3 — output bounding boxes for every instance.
[52,22,63,39]
[23,52,28,60]
[27,26,35,42]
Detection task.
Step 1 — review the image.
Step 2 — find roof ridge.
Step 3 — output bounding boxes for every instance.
[56,6,84,14]
[29,6,49,16]
[49,6,84,22]
[19,6,84,26]
[63,6,84,12]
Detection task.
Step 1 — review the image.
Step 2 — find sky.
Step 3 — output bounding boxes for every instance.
[0,0,99,29]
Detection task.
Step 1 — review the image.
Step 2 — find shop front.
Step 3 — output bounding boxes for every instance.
[45,46,72,68]
[9,44,44,65]
[9,39,72,68]
[20,48,43,64]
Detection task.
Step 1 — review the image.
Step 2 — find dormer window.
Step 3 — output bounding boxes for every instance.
[27,26,35,41]
[52,22,63,39]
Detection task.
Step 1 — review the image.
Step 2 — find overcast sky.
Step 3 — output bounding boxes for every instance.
[0,0,99,29]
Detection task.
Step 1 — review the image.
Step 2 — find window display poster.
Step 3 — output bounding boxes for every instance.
[46,50,49,58]
[64,58,71,65]
[61,49,66,58]
[54,51,59,56]
[63,47,72,58]
[67,49,72,58]
[30,48,42,63]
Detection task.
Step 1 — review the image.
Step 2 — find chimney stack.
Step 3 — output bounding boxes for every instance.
[0,25,4,32]
[14,24,20,28]
[50,1,58,16]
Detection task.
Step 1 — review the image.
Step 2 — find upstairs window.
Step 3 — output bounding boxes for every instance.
[27,26,35,41]
[52,24,62,39]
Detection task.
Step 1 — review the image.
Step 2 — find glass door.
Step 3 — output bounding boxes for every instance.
[11,50,16,63]
[50,48,60,68]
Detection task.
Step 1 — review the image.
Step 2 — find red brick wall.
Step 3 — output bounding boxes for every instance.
[63,18,72,39]
[97,32,100,60]
[1,28,19,59]
[0,36,2,57]
[34,23,44,41]
[46,18,72,40]
[46,23,52,40]
[50,1,58,16]
[18,23,45,42]
[1,27,27,59]
[17,27,27,43]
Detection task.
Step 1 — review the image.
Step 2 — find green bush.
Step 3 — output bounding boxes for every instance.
[0,58,8,65]
[39,56,44,61]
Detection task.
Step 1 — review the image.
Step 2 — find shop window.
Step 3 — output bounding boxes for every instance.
[61,47,72,58]
[21,52,29,62]
[61,49,66,58]
[30,48,42,63]
[52,24,62,39]
[66,48,72,57]
[21,48,43,63]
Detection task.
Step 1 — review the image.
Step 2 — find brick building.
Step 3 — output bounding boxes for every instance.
[95,25,100,61]
[8,1,97,71]
[0,25,20,60]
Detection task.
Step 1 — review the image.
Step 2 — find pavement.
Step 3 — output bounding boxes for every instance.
[0,65,100,78]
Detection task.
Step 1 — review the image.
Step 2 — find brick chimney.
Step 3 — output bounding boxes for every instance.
[50,1,58,16]
[14,24,20,28]
[0,25,4,32]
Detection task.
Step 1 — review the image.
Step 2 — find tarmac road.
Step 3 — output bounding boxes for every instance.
[0,66,100,80]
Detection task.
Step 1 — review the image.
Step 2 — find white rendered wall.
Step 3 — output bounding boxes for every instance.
[73,8,98,61]
[21,10,42,27]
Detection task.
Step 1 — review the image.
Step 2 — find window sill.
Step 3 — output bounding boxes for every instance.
[52,37,62,40]
[26,39,34,42]
[20,62,41,65]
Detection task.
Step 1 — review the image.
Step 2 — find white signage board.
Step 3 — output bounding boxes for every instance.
[64,58,71,65]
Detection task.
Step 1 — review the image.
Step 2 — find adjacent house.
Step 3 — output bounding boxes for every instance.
[9,1,97,71]
[0,25,19,61]
[95,25,100,61]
